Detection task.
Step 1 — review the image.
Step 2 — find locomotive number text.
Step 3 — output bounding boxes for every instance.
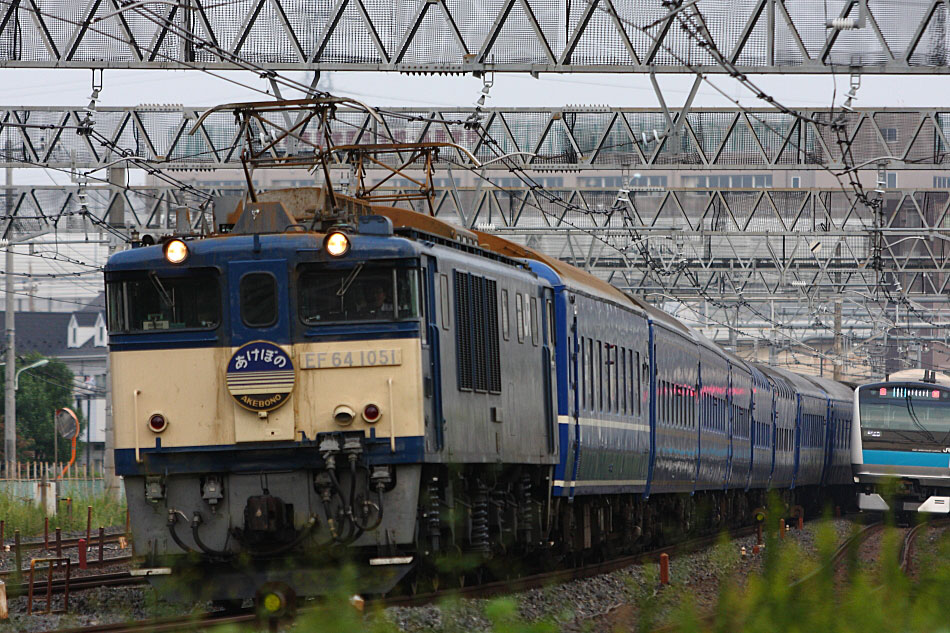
[301,349,402,369]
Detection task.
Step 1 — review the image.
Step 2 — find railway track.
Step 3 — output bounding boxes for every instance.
[7,531,125,554]
[897,517,950,575]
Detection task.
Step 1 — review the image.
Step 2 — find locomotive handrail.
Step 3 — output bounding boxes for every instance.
[133,389,142,463]
[387,377,396,453]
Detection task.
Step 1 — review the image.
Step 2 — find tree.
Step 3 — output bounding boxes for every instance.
[0,352,83,462]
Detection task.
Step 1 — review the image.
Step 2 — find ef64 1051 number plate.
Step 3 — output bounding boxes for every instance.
[301,349,402,369]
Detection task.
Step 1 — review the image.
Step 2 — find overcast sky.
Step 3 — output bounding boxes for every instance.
[4,68,950,185]
[3,68,947,108]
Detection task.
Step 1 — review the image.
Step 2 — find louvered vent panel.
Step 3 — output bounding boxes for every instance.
[472,275,488,391]
[485,279,501,393]
[455,270,473,390]
[454,271,502,394]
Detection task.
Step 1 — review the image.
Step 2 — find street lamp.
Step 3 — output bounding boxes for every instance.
[14,359,49,390]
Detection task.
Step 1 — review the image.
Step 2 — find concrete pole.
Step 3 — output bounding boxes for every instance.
[103,166,125,495]
[3,160,13,477]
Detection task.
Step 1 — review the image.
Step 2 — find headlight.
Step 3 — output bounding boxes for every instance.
[163,238,189,264]
[324,231,350,257]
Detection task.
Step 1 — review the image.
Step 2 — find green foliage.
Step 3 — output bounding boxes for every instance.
[0,352,83,461]
[0,491,125,536]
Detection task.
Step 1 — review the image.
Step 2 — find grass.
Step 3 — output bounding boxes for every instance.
[0,491,126,537]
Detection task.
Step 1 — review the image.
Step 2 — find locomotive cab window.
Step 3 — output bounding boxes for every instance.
[298,261,420,324]
[240,272,277,328]
[107,270,220,332]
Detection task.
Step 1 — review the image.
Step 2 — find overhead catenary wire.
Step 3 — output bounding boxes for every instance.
[2,0,927,370]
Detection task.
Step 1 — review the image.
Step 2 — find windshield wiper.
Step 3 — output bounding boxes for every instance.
[337,263,364,297]
[148,271,174,309]
[905,395,937,443]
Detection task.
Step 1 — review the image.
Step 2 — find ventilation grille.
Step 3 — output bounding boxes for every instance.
[454,271,501,393]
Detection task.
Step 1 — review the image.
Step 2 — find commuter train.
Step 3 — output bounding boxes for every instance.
[852,369,950,517]
[105,186,853,608]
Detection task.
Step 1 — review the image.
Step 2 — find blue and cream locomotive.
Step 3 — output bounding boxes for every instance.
[106,186,854,605]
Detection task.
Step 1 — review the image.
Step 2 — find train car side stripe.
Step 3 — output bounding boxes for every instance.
[863,450,950,468]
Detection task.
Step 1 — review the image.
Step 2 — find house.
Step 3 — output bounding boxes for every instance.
[0,295,108,472]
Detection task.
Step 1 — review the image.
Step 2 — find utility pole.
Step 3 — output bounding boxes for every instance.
[103,165,125,495]
[3,150,14,477]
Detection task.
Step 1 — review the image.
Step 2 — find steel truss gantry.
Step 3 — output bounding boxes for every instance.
[3,105,950,171]
[3,184,946,299]
[2,0,950,74]
[4,181,938,377]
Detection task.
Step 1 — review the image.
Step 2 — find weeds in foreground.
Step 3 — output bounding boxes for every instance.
[0,491,126,536]
[283,517,950,633]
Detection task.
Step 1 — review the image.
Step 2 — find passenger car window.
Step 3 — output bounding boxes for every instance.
[240,272,277,328]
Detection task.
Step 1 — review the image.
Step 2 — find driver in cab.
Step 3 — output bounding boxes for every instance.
[364,283,394,318]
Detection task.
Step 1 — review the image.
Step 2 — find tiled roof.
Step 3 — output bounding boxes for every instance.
[0,312,72,356]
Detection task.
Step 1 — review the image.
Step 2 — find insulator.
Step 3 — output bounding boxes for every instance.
[470,482,490,554]
[827,17,859,29]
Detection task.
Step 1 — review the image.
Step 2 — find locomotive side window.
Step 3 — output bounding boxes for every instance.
[546,301,554,347]
[501,289,510,341]
[298,263,420,324]
[106,271,220,332]
[529,297,539,346]
[598,341,603,411]
[240,272,277,328]
[621,347,627,415]
[516,293,525,342]
[440,274,450,330]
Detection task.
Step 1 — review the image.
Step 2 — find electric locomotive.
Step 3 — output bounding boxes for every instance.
[852,369,950,516]
[108,188,561,603]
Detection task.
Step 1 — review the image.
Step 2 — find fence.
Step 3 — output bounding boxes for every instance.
[0,462,121,510]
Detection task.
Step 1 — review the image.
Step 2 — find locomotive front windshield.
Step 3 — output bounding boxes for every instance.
[859,384,950,438]
[298,262,420,324]
[107,271,220,332]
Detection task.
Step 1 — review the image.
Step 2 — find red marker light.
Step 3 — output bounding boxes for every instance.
[148,413,167,433]
[879,387,887,396]
[362,404,381,423]
[933,390,940,399]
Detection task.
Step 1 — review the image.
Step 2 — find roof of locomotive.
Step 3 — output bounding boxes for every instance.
[105,230,423,272]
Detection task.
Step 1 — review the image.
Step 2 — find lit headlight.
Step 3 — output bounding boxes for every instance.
[163,238,189,264]
[324,231,350,257]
